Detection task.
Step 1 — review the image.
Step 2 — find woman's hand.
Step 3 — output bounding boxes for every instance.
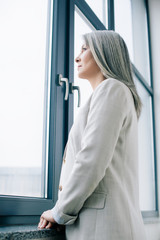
[38,210,56,229]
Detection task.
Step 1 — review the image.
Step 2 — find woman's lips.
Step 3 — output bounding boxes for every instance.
[77,65,82,70]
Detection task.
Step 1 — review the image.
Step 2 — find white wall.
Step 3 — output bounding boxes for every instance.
[144,0,160,239]
[145,221,160,240]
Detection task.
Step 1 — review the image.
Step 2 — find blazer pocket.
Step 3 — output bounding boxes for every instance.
[83,192,106,209]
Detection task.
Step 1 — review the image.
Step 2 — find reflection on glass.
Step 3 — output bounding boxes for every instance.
[85,0,108,27]
[74,8,93,119]
[136,79,156,210]
[0,0,51,197]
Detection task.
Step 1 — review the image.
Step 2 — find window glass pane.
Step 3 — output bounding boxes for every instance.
[114,0,134,61]
[85,0,108,28]
[136,79,156,211]
[114,0,151,85]
[0,0,51,198]
[74,8,93,119]
[131,0,151,85]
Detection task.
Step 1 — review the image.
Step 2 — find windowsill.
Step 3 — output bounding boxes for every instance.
[0,219,160,240]
[0,224,65,240]
[144,217,160,224]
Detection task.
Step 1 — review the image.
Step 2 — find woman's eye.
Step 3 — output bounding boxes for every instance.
[82,47,87,51]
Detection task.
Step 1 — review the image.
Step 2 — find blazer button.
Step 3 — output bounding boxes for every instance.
[59,185,62,191]
[63,158,66,164]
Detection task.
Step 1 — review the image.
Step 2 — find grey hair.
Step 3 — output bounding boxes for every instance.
[83,30,142,119]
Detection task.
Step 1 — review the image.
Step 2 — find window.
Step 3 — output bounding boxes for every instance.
[135,79,156,211]
[114,0,157,213]
[114,0,134,61]
[0,0,49,198]
[85,0,108,27]
[74,8,93,119]
[0,0,69,225]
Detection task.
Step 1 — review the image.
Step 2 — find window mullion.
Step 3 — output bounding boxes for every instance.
[108,0,115,30]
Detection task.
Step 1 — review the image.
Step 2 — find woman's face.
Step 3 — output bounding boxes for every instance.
[75,44,101,79]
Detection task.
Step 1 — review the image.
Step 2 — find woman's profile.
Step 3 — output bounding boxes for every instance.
[38,30,146,240]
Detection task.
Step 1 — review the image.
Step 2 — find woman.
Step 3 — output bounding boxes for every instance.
[38,30,146,240]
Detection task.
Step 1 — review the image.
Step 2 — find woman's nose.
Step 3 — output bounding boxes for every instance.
[75,54,81,63]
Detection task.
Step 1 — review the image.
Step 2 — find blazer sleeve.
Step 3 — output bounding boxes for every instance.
[51,79,129,225]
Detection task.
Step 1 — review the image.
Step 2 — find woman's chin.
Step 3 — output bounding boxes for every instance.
[78,72,86,79]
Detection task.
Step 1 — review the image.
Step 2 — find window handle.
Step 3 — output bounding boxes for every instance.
[70,83,81,107]
[57,74,69,100]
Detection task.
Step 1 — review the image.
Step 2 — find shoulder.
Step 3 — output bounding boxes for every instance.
[92,78,128,101]
[89,78,135,118]
[92,78,133,106]
[94,78,129,95]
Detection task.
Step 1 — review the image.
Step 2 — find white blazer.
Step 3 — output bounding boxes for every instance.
[52,78,147,240]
